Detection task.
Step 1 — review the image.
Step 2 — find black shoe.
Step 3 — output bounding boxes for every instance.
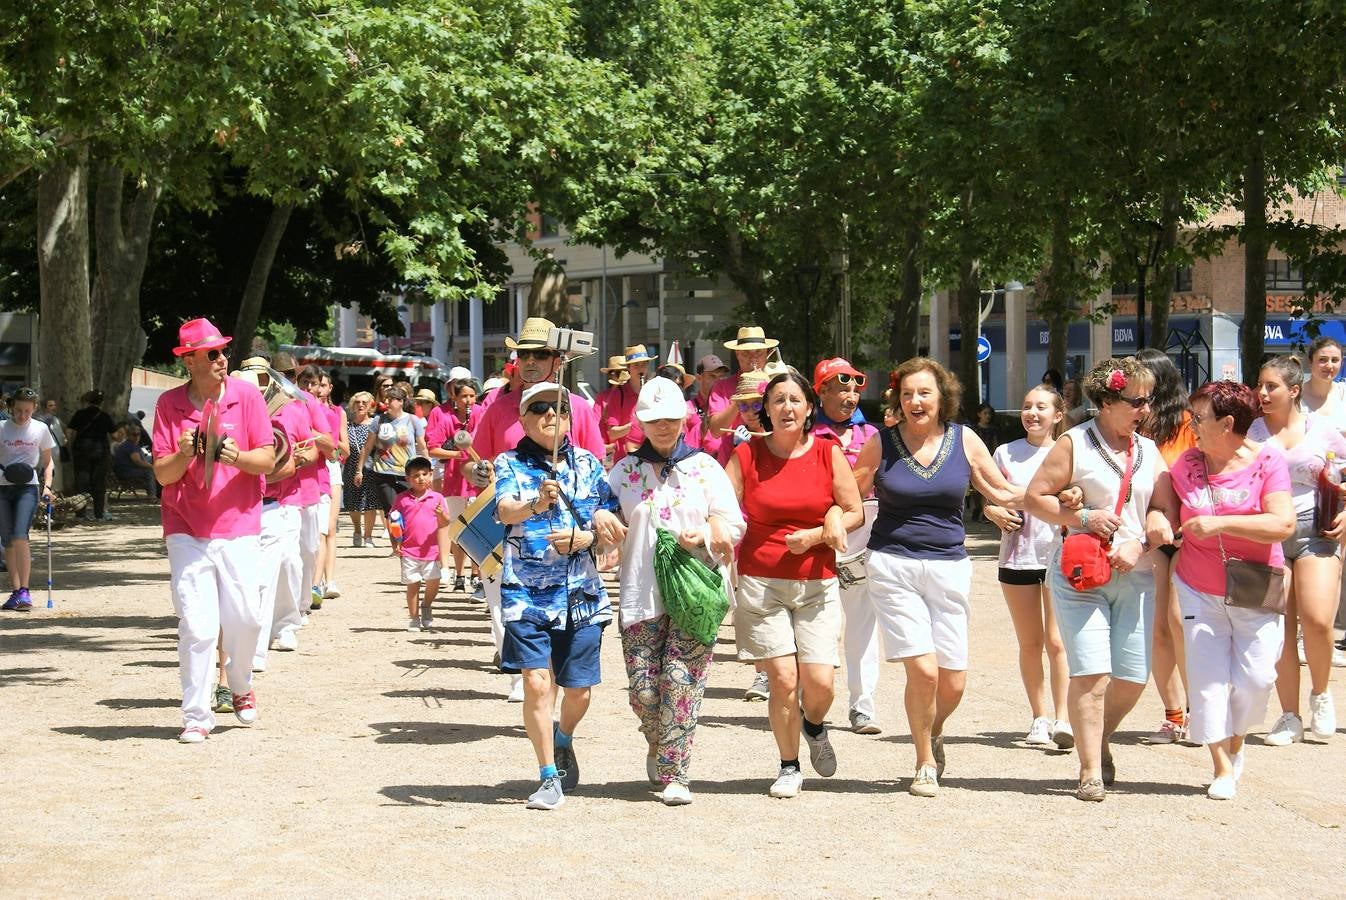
[453,575,466,592]
[555,742,579,792]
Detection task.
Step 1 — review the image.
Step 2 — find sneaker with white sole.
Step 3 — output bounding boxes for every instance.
[324,582,341,599]
[274,630,298,652]
[849,709,882,735]
[1207,774,1237,800]
[769,765,803,798]
[1051,720,1075,750]
[802,726,838,777]
[1264,711,1304,746]
[471,577,485,600]
[352,534,364,548]
[178,726,209,744]
[1310,691,1336,739]
[744,671,770,701]
[421,616,435,631]
[1025,716,1053,746]
[909,763,939,797]
[1333,647,1346,668]
[1147,718,1187,745]
[232,691,258,725]
[406,618,421,632]
[507,674,524,702]
[525,777,565,810]
[661,782,693,806]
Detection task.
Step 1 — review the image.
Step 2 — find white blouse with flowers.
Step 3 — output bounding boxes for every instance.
[607,450,746,627]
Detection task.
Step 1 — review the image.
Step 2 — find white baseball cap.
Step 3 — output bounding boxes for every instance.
[635,377,687,423]
[448,366,473,381]
[520,381,564,408]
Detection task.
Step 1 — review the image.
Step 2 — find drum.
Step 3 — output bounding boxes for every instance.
[447,481,504,579]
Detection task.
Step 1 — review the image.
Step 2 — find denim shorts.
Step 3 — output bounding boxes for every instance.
[1283,508,1340,562]
[1047,546,1155,684]
[0,483,39,541]
[502,613,604,688]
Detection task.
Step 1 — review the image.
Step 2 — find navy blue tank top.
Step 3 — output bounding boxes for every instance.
[868,423,970,560]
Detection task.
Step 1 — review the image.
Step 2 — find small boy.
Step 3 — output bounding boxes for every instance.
[391,456,452,632]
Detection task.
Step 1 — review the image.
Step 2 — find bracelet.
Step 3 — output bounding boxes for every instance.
[1079,508,1089,529]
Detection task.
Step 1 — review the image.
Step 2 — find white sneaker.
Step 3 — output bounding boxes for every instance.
[769,766,803,798]
[661,782,693,806]
[1051,720,1075,750]
[744,671,770,701]
[1310,691,1336,739]
[421,616,435,631]
[275,631,299,652]
[909,763,940,798]
[1025,716,1053,746]
[1207,774,1237,800]
[1264,712,1304,746]
[507,674,525,703]
[324,582,341,599]
[406,618,421,632]
[1334,648,1346,668]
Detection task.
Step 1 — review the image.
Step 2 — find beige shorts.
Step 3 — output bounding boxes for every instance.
[733,574,841,666]
[400,555,442,585]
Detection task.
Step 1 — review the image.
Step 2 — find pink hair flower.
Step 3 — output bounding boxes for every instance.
[1107,369,1127,392]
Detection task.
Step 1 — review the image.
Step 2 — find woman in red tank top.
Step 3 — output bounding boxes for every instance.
[725,371,863,798]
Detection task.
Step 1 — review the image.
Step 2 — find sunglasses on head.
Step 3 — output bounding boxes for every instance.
[736,399,763,413]
[525,400,570,417]
[831,373,866,388]
[517,349,556,362]
[1117,394,1153,409]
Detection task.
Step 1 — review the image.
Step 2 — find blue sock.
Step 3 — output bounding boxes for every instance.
[540,764,558,780]
[553,724,573,749]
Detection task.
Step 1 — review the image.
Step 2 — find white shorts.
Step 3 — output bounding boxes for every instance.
[317,494,332,535]
[401,556,442,584]
[326,459,342,485]
[866,550,973,670]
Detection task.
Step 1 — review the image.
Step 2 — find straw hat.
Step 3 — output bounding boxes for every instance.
[414,388,439,405]
[624,344,653,363]
[599,355,629,374]
[504,317,557,350]
[723,325,779,351]
[730,370,771,402]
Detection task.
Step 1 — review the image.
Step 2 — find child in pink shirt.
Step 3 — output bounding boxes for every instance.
[391,456,452,632]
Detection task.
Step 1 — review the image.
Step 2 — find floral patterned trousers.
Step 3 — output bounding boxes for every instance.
[620,614,714,786]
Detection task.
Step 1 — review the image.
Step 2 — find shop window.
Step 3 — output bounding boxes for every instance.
[1173,266,1193,292]
[1265,259,1305,291]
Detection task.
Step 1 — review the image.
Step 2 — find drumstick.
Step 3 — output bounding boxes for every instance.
[452,430,481,463]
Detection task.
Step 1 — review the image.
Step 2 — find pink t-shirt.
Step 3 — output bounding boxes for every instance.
[1171,444,1292,596]
[473,390,605,462]
[425,402,481,498]
[289,395,323,506]
[705,376,739,464]
[596,382,644,451]
[1247,414,1346,514]
[153,377,273,539]
[323,403,343,461]
[301,391,332,495]
[264,400,311,506]
[391,488,446,561]
[682,399,703,449]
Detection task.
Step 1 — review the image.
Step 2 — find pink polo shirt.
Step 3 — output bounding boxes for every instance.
[425,402,482,498]
[153,376,272,539]
[706,375,741,465]
[391,488,447,561]
[596,382,644,450]
[264,400,312,506]
[473,390,605,462]
[293,392,325,505]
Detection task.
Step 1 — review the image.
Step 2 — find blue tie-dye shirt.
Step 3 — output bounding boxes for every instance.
[494,440,616,627]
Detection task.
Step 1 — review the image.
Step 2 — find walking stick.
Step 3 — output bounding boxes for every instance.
[45,495,53,609]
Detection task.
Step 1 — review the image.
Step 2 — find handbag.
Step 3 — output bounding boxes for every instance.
[1200,457,1287,615]
[1059,434,1134,591]
[652,528,729,645]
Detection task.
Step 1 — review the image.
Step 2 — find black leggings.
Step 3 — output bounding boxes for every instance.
[367,471,406,513]
[73,445,109,518]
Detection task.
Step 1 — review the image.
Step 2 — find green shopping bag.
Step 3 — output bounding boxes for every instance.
[653,527,729,645]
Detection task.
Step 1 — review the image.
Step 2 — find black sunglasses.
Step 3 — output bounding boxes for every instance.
[517,349,557,361]
[1117,394,1153,409]
[196,348,227,362]
[525,400,570,417]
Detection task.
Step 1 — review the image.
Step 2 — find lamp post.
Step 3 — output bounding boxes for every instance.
[793,263,822,367]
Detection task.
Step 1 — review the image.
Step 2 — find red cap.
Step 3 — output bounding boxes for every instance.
[812,357,864,392]
[172,318,231,356]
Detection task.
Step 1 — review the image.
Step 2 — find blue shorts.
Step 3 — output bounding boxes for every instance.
[502,614,605,688]
[1047,546,1155,684]
[0,484,39,541]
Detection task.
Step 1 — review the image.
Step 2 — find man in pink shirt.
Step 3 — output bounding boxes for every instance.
[705,326,778,465]
[274,353,335,613]
[467,317,605,701]
[152,318,275,744]
[595,344,652,458]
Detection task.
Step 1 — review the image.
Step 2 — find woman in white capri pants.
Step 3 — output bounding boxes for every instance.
[1167,380,1294,800]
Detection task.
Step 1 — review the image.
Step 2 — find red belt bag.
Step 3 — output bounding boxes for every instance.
[1059,437,1134,592]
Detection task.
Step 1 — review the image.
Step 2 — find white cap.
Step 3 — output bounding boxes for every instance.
[481,376,506,394]
[520,381,564,407]
[635,377,687,423]
[448,366,473,381]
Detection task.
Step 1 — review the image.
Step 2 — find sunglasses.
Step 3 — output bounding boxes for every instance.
[517,349,557,362]
[831,373,867,388]
[196,348,227,362]
[736,400,763,413]
[1117,394,1153,409]
[525,400,570,417]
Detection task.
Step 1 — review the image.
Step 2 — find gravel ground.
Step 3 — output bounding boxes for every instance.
[2,498,1343,897]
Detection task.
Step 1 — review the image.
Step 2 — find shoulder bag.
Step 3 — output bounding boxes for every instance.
[1201,455,1286,615]
[1059,433,1133,592]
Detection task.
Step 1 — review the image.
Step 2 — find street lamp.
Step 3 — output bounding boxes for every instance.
[793,263,822,366]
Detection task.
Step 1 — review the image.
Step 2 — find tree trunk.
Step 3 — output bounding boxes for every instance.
[956,257,981,415]
[92,163,161,419]
[232,202,295,356]
[1042,204,1073,376]
[1241,142,1268,385]
[1147,192,1181,350]
[890,211,924,363]
[36,147,93,420]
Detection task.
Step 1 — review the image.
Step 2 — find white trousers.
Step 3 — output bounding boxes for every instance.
[166,533,264,730]
[1175,574,1283,745]
[484,573,505,653]
[839,501,880,717]
[254,504,302,668]
[299,502,321,612]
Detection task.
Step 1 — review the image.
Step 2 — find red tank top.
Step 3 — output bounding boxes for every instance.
[735,435,837,580]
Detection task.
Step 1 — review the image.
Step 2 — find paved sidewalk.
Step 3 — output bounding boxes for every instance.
[1,500,1343,897]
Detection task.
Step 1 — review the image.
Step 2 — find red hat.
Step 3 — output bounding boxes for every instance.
[173,318,232,357]
[812,357,865,392]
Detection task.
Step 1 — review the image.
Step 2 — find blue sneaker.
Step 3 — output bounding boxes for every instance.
[13,588,32,611]
[1,591,19,611]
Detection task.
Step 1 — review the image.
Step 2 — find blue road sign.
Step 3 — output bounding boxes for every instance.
[976,335,992,363]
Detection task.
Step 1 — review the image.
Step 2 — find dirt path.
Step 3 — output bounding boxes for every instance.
[2,498,1343,897]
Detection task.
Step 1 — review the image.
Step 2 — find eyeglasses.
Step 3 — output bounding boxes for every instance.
[1118,394,1153,409]
[1191,412,1203,426]
[831,373,867,388]
[525,400,570,417]
[197,348,227,362]
[736,400,763,413]
[517,349,556,362]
